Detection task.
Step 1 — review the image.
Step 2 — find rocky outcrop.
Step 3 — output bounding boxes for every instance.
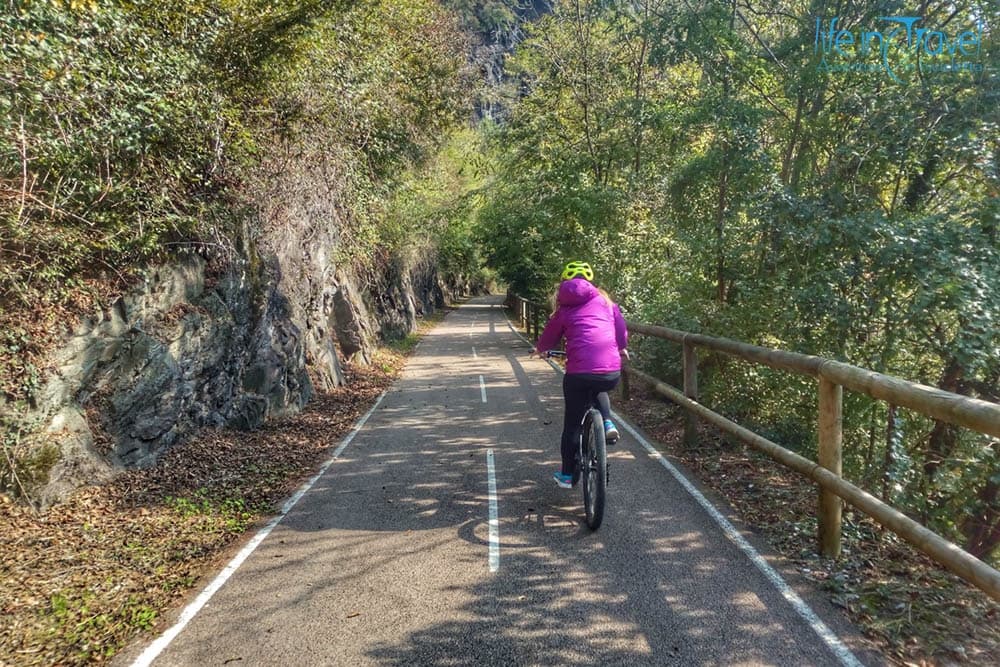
[8,233,470,507]
[20,254,305,505]
[331,276,375,366]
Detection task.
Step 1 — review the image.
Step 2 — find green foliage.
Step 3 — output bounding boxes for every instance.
[231,0,473,277]
[167,488,256,533]
[0,1,230,306]
[476,0,687,300]
[387,128,492,289]
[478,0,1000,561]
[0,0,474,297]
[0,0,476,404]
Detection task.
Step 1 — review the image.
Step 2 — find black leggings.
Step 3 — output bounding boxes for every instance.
[560,372,620,474]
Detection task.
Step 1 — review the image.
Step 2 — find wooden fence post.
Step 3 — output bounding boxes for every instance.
[683,338,699,446]
[818,377,843,558]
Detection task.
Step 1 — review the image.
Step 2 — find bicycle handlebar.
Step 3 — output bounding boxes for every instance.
[541,348,630,362]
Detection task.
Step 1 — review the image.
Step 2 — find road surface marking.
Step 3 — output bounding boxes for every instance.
[617,420,863,667]
[130,391,388,667]
[479,375,487,403]
[487,449,500,572]
[472,346,478,358]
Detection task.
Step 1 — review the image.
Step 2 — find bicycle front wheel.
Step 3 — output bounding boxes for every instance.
[581,408,607,530]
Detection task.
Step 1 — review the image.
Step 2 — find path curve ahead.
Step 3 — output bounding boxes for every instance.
[122,295,880,667]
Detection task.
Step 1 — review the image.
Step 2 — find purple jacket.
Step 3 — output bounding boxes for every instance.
[536,278,628,374]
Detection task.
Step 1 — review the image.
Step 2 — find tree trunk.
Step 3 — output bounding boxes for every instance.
[923,359,963,484]
[715,166,729,303]
[962,440,1000,561]
[632,2,649,178]
[780,91,805,186]
[864,403,878,483]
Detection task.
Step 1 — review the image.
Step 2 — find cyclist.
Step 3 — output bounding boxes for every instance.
[531,261,629,488]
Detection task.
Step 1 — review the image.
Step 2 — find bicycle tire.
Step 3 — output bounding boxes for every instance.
[581,408,607,530]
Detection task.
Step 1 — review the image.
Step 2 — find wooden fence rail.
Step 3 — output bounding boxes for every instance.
[507,293,1000,602]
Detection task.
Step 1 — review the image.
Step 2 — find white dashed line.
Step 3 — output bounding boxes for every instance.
[479,375,487,403]
[487,449,500,572]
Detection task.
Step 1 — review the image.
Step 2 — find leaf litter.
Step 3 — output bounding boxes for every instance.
[0,343,413,666]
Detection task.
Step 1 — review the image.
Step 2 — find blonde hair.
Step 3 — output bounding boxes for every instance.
[551,282,614,315]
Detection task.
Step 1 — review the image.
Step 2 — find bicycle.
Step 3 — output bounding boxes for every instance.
[545,350,608,530]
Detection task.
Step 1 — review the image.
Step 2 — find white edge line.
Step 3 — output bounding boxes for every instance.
[131,390,388,667]
[616,418,863,667]
[479,375,488,403]
[504,311,860,667]
[486,449,500,572]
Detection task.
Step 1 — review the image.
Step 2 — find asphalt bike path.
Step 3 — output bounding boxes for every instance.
[124,295,878,666]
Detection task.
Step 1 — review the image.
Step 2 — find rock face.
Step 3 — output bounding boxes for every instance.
[12,240,469,507]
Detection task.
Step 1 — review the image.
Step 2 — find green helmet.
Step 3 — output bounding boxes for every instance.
[561,261,593,282]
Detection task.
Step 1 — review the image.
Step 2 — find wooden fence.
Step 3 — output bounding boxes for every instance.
[508,293,1000,602]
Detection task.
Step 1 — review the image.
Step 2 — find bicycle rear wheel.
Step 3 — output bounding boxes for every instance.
[581,408,607,530]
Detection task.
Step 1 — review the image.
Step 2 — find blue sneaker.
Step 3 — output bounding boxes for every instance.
[552,471,573,489]
[604,420,620,443]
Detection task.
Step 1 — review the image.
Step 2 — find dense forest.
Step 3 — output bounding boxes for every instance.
[0,0,998,663]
